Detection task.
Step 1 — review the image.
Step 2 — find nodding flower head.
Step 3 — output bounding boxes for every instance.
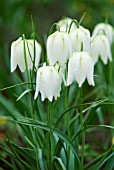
[91,34,112,65]
[70,26,91,53]
[67,51,95,87]
[11,37,41,72]
[92,23,114,45]
[47,31,72,66]
[34,64,62,102]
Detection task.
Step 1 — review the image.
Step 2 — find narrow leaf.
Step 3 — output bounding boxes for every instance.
[16,89,33,101]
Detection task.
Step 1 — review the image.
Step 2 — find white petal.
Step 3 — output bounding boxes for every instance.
[85,53,95,86]
[35,41,41,69]
[34,66,45,100]
[10,37,22,72]
[67,56,76,86]
[11,42,17,72]
[74,52,87,87]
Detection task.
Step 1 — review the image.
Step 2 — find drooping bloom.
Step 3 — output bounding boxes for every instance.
[70,26,91,53]
[34,64,61,102]
[11,37,41,72]
[47,31,72,66]
[91,35,112,65]
[67,51,94,87]
[57,17,77,32]
[92,22,114,45]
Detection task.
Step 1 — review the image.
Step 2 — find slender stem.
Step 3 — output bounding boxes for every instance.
[64,87,70,169]
[79,87,85,170]
[49,23,60,35]
[32,100,39,170]
[79,12,86,25]
[68,19,79,33]
[47,101,53,170]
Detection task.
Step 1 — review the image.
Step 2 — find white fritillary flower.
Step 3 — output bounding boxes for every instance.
[70,26,91,53]
[34,64,62,102]
[67,51,94,87]
[11,37,41,72]
[47,31,72,66]
[91,35,112,65]
[92,22,114,45]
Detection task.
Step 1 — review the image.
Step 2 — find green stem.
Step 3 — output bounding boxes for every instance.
[79,87,85,170]
[64,87,70,169]
[47,101,53,170]
[32,100,39,170]
[49,23,60,35]
[68,19,79,33]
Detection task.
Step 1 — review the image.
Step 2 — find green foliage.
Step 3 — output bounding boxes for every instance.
[0,0,114,170]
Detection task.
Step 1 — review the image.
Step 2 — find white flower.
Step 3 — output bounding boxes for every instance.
[57,17,77,32]
[34,64,62,102]
[47,31,72,66]
[92,23,114,45]
[11,37,41,72]
[70,26,91,53]
[91,35,112,65]
[67,51,94,87]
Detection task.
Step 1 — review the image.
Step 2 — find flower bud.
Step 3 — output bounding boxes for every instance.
[34,64,62,102]
[70,26,91,53]
[92,23,114,45]
[11,37,41,72]
[67,51,94,87]
[91,35,112,65]
[47,31,72,66]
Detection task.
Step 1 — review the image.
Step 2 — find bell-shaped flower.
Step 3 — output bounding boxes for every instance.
[70,26,91,53]
[11,37,41,72]
[91,35,112,65]
[92,22,114,45]
[34,64,62,102]
[57,17,77,32]
[67,51,94,87]
[47,31,72,66]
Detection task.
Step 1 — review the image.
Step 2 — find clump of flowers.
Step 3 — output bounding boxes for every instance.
[3,15,113,170]
[10,19,114,103]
